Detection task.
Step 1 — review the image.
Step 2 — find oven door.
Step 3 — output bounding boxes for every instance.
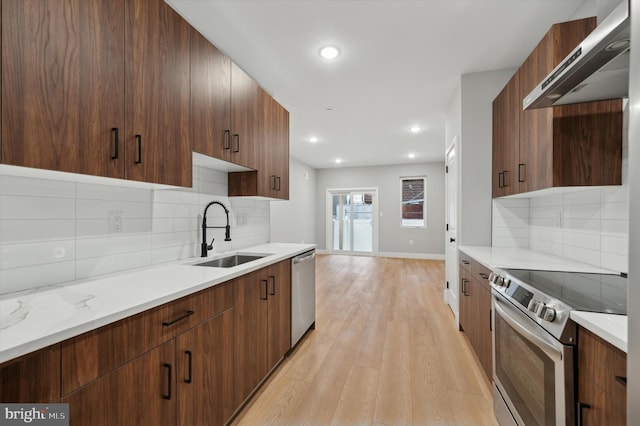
[492,292,574,426]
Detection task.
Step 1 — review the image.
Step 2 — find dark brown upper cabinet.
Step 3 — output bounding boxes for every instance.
[190,29,232,162]
[1,0,126,179]
[124,0,192,187]
[230,63,261,170]
[228,88,290,199]
[492,70,520,197]
[1,0,193,187]
[492,17,623,198]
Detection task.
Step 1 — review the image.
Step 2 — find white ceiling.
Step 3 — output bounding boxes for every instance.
[168,0,591,169]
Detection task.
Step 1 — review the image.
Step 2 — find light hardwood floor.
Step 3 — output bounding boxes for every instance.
[231,254,498,426]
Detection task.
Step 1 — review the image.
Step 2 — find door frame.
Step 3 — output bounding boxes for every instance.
[325,188,379,256]
[445,138,459,318]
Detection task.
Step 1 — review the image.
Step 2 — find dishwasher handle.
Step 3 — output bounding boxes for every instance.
[293,251,315,264]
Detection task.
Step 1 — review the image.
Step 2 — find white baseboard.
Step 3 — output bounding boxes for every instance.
[378,252,445,260]
[315,249,445,260]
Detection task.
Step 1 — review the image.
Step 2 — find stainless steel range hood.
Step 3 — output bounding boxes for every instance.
[523,0,630,110]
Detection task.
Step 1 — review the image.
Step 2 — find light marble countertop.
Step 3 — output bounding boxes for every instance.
[457,246,620,274]
[0,243,315,364]
[571,311,627,353]
[458,245,627,351]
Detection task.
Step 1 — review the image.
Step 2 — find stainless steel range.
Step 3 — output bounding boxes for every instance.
[488,268,627,426]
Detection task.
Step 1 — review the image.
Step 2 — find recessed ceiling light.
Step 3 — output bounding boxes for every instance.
[309,136,319,143]
[319,46,340,60]
[335,158,342,164]
[408,153,416,159]
[410,126,421,133]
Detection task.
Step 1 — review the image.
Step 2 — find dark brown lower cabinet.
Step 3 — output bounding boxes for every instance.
[62,341,176,426]
[577,327,627,425]
[0,345,60,403]
[458,253,493,380]
[233,260,291,409]
[176,309,234,426]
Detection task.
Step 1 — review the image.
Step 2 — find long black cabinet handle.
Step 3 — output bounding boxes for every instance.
[111,128,119,160]
[162,363,172,400]
[576,402,591,425]
[184,351,192,384]
[261,279,268,300]
[503,170,509,187]
[489,309,492,332]
[462,260,470,265]
[269,275,276,296]
[276,176,281,191]
[271,175,277,190]
[498,172,504,188]
[518,163,525,182]
[479,272,489,280]
[615,375,627,386]
[162,310,195,327]
[233,134,240,153]
[135,134,142,164]
[224,130,231,150]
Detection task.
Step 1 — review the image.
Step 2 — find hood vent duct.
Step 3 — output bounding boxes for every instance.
[523,0,630,110]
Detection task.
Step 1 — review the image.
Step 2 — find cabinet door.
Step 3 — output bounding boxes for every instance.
[0,346,60,403]
[492,70,520,198]
[233,271,269,408]
[1,0,125,178]
[62,340,176,426]
[230,62,260,169]
[267,260,291,369]
[190,28,232,161]
[125,0,192,187]
[177,309,234,426]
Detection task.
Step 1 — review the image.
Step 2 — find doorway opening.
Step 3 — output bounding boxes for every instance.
[326,189,378,255]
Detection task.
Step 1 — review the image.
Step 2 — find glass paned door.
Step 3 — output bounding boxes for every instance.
[328,190,376,254]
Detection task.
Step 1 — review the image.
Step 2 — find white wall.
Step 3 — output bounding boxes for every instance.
[270,157,316,244]
[448,69,516,247]
[0,165,270,295]
[315,162,445,257]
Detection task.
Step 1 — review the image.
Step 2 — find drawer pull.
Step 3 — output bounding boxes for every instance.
[261,279,268,300]
[462,260,470,265]
[111,128,119,159]
[479,272,489,280]
[615,375,627,387]
[162,363,172,400]
[461,279,469,296]
[162,310,195,327]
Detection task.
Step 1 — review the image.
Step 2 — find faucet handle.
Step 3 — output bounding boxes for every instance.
[207,237,215,251]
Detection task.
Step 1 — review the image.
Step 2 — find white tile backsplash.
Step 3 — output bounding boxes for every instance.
[493,186,630,273]
[0,164,270,295]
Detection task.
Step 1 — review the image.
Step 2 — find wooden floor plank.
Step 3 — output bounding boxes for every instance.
[231,255,496,426]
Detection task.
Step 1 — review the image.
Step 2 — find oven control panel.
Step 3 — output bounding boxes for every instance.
[489,271,560,324]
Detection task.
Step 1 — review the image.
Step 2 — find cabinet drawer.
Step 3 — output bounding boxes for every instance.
[161,281,233,339]
[62,281,233,395]
[473,261,492,291]
[579,327,627,407]
[459,252,473,271]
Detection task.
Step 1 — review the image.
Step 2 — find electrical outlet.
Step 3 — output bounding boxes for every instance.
[109,211,124,233]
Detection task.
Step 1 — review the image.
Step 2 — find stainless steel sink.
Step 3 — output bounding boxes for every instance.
[194,254,268,268]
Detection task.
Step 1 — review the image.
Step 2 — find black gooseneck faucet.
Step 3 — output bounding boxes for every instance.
[201,201,231,257]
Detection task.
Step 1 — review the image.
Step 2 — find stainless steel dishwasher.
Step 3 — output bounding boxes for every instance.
[291,250,315,348]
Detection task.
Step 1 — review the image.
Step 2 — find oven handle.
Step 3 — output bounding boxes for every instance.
[493,296,563,362]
